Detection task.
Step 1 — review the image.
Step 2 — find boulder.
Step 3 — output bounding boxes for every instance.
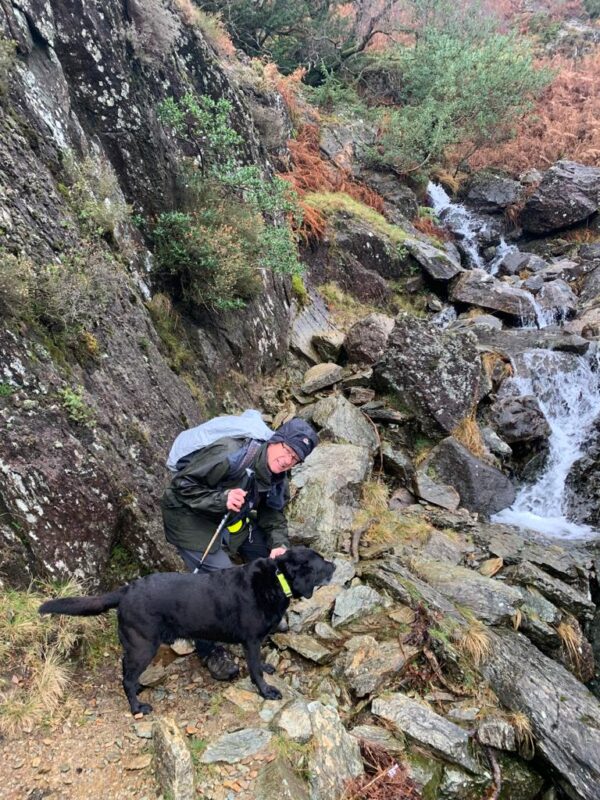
[343,313,395,365]
[306,395,379,455]
[490,395,550,444]
[272,700,313,744]
[411,558,524,626]
[497,251,548,277]
[306,701,364,800]
[152,717,195,800]
[311,330,345,362]
[288,443,372,553]
[520,160,600,234]
[450,269,537,324]
[372,693,482,774]
[482,628,600,800]
[462,173,523,214]
[373,313,481,435]
[331,584,385,627]
[471,327,590,358]
[565,420,600,526]
[334,634,419,697]
[359,169,420,220]
[272,633,334,665]
[417,437,516,516]
[413,471,461,511]
[503,561,595,620]
[301,363,344,394]
[405,237,464,283]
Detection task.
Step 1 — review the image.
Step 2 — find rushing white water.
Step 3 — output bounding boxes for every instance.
[493,348,600,539]
[488,237,518,276]
[427,182,485,269]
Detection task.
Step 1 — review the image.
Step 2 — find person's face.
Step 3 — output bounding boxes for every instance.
[267,442,300,474]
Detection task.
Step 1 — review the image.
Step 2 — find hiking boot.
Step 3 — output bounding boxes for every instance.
[204,646,239,681]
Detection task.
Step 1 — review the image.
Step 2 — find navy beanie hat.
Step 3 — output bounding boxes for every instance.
[270,418,318,462]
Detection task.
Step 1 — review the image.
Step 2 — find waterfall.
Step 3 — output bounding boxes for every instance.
[493,348,600,539]
[427,182,486,269]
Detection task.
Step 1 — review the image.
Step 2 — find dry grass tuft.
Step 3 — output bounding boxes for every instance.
[563,227,600,244]
[318,282,379,330]
[173,0,236,56]
[512,608,523,631]
[354,480,433,546]
[452,413,488,460]
[481,351,514,387]
[557,618,582,667]
[457,621,491,667]
[509,711,535,759]
[412,215,451,242]
[479,557,504,578]
[0,581,112,736]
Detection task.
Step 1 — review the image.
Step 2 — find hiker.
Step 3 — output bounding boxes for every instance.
[161,414,319,680]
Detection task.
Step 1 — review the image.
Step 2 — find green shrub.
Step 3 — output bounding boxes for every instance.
[154,92,303,308]
[58,385,95,427]
[0,382,16,397]
[0,249,33,316]
[61,154,130,240]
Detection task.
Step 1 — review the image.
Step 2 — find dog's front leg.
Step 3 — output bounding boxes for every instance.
[244,638,282,700]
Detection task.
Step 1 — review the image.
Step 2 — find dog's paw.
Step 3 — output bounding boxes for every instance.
[132,702,153,716]
[260,684,282,701]
[261,662,276,675]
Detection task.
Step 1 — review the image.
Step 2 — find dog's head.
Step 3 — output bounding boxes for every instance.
[277,547,335,599]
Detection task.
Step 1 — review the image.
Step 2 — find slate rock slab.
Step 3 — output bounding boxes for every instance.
[306,701,364,800]
[200,728,272,764]
[152,717,195,800]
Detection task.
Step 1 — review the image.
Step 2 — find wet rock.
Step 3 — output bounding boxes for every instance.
[272,633,334,665]
[482,628,600,800]
[373,313,481,435]
[301,363,344,394]
[490,395,550,444]
[537,279,578,320]
[343,313,395,365]
[497,251,548,277]
[471,326,590,357]
[411,558,523,625]
[416,437,515,516]
[450,269,537,324]
[331,584,385,627]
[255,755,310,800]
[152,717,194,800]
[451,313,503,331]
[288,443,372,553]
[405,237,463,282]
[306,395,378,455]
[565,419,600,527]
[200,728,272,764]
[372,693,482,773]
[306,701,364,799]
[503,561,595,620]
[334,634,419,697]
[520,160,600,234]
[522,273,545,293]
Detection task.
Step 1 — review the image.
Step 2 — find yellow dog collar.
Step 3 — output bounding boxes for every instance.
[276,570,292,598]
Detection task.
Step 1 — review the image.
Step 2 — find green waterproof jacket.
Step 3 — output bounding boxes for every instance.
[161,436,290,554]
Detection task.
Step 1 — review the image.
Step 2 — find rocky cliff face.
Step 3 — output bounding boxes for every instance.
[0,0,292,587]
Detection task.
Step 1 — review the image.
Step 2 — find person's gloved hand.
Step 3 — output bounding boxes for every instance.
[226,488,247,512]
[270,547,287,558]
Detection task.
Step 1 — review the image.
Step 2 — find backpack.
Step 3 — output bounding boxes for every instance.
[166,409,274,472]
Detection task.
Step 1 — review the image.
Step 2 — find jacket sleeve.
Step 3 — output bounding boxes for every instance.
[257,479,290,549]
[170,446,231,514]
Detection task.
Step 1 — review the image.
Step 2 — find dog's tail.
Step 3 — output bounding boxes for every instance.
[39,588,125,617]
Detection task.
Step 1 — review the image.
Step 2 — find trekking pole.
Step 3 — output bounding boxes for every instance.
[195,512,230,572]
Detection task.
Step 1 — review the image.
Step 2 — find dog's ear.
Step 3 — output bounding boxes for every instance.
[278,548,319,599]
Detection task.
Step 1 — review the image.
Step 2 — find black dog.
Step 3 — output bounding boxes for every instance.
[39,546,335,715]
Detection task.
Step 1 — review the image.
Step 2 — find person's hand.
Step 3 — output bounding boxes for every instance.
[270,547,287,558]
[226,488,247,512]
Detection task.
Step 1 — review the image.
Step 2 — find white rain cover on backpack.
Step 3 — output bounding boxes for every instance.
[166,409,274,472]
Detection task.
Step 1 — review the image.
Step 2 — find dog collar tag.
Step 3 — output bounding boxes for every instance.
[276,571,292,598]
